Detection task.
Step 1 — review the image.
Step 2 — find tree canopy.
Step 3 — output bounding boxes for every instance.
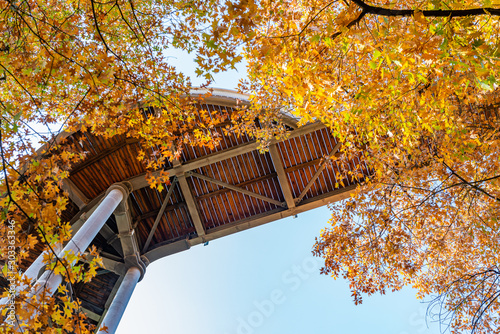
[238,0,500,332]
[0,0,244,331]
[1,0,500,333]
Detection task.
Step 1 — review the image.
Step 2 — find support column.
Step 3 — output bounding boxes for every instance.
[30,184,128,298]
[177,174,205,236]
[23,244,63,284]
[0,245,64,307]
[97,266,141,334]
[269,144,296,209]
[0,201,105,308]
[17,208,89,287]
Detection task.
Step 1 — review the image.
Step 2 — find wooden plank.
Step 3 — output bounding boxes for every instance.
[134,202,186,223]
[127,122,326,190]
[96,275,124,330]
[70,138,140,175]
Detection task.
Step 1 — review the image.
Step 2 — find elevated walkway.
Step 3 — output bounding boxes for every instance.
[10,89,368,332]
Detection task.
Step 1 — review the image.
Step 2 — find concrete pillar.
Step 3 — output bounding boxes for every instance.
[97,266,141,334]
[0,244,64,308]
[31,185,127,298]
[0,197,101,307]
[23,244,62,283]
[17,211,87,286]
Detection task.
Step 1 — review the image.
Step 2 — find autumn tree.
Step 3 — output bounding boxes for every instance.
[236,0,500,333]
[0,0,247,332]
[2,0,500,333]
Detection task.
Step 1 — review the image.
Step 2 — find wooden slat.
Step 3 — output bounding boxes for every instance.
[127,122,326,190]
[71,138,139,175]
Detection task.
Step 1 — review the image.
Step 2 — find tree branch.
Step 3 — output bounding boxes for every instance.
[351,0,500,18]
[443,162,500,203]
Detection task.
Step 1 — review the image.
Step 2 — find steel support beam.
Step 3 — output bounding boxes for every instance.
[23,244,62,283]
[281,115,298,129]
[0,212,94,306]
[96,275,124,330]
[142,177,178,253]
[83,254,125,275]
[189,171,284,207]
[177,174,205,237]
[143,184,356,263]
[0,244,63,307]
[268,144,295,209]
[114,203,137,258]
[29,185,127,299]
[192,184,355,245]
[142,239,190,263]
[61,178,89,209]
[81,307,101,322]
[99,224,124,257]
[295,141,341,204]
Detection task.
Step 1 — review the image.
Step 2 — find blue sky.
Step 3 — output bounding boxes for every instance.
[117,207,440,334]
[115,50,441,334]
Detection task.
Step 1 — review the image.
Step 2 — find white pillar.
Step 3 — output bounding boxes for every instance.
[0,243,63,309]
[22,201,99,285]
[31,186,126,298]
[97,266,141,334]
[23,244,62,283]
[1,198,105,309]
[0,197,105,307]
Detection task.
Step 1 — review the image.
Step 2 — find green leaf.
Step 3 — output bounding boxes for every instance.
[206,40,217,49]
[310,34,321,43]
[13,111,22,121]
